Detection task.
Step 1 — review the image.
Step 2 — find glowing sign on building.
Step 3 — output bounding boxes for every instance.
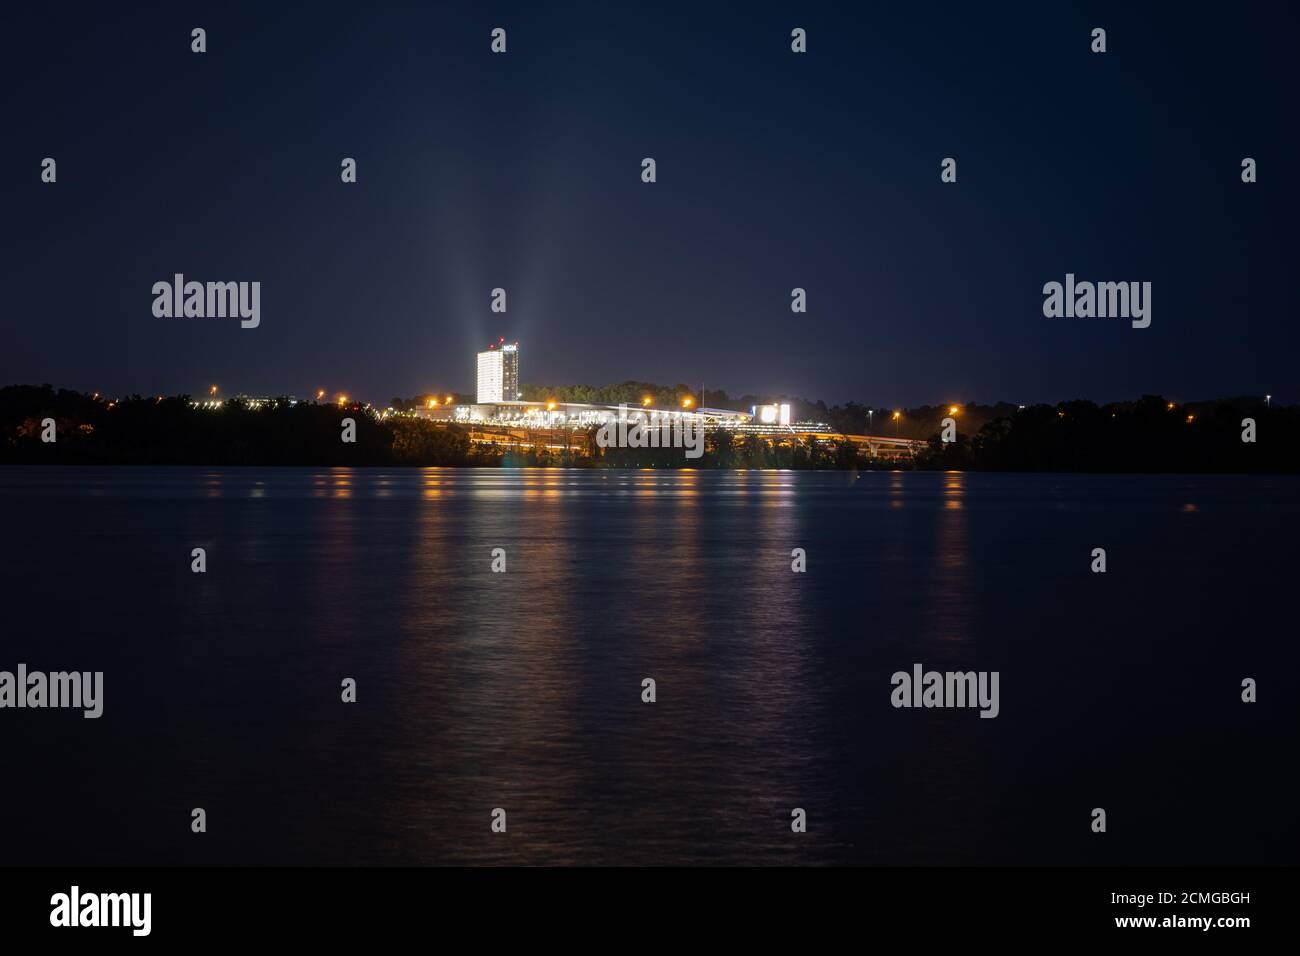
[751,403,791,426]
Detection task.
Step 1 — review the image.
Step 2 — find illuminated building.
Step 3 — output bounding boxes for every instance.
[751,403,792,426]
[476,339,519,403]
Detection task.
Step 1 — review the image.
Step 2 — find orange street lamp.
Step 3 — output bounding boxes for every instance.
[445,396,454,405]
[948,405,960,416]
[642,396,653,407]
[316,389,326,401]
[682,397,694,409]
[210,385,218,396]
[546,400,558,411]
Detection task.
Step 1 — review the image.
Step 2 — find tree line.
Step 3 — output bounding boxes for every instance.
[1,385,1294,472]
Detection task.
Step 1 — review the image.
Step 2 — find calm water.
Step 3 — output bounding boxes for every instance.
[1,467,1297,866]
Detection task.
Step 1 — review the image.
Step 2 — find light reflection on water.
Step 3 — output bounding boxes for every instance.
[0,467,1296,866]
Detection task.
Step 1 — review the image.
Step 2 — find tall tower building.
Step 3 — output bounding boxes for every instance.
[476,339,519,403]
[501,342,519,401]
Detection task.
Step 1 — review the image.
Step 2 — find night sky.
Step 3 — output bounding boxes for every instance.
[4,2,1297,407]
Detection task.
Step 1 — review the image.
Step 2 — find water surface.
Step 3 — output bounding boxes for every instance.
[2,467,1296,865]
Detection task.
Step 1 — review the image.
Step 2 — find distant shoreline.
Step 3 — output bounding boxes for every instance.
[2,385,1295,473]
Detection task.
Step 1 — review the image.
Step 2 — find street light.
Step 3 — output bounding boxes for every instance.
[682,397,694,409]
[892,410,901,437]
[948,405,960,416]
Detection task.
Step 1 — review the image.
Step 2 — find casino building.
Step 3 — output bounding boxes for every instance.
[426,340,753,430]
[476,339,520,403]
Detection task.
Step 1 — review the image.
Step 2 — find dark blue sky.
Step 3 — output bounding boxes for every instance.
[4,1,1297,406]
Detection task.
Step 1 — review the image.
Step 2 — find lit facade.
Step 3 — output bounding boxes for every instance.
[476,341,519,403]
[451,400,751,429]
[751,403,792,426]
